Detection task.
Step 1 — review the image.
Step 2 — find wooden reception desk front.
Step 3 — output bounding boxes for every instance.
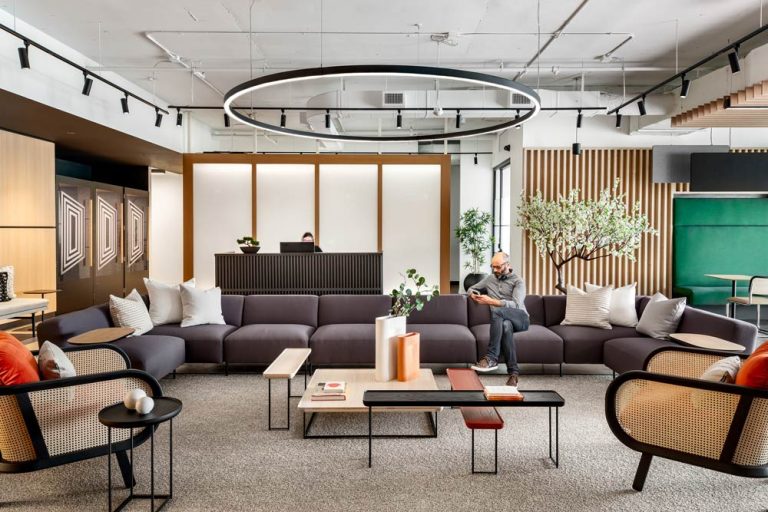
[214,252,383,295]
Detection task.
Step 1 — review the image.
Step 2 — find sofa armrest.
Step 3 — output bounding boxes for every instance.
[606,371,768,473]
[643,346,740,379]
[0,369,161,472]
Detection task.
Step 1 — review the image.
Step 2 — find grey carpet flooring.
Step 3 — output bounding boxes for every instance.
[1,373,767,512]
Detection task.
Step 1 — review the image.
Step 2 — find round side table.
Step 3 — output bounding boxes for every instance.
[99,397,182,512]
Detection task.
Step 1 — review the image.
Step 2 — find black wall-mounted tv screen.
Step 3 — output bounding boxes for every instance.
[690,153,768,192]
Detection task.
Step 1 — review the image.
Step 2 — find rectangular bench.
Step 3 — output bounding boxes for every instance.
[263,348,311,431]
[446,368,504,473]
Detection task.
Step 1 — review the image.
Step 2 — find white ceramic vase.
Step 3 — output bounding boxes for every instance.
[375,315,406,382]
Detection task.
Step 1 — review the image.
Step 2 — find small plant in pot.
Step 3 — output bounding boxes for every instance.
[237,236,261,254]
[375,269,439,382]
[455,208,494,291]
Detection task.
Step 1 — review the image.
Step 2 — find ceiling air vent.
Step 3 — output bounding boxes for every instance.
[511,93,531,105]
[382,92,405,107]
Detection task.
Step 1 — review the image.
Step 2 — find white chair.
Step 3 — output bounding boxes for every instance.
[727,275,768,332]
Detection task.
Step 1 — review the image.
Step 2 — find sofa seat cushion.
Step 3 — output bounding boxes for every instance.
[471,324,564,364]
[310,324,376,364]
[148,324,237,364]
[406,324,477,363]
[548,325,639,363]
[224,324,313,364]
[112,335,185,379]
[603,337,677,374]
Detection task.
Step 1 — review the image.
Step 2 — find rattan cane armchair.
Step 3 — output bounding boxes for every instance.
[0,344,162,488]
[606,346,768,491]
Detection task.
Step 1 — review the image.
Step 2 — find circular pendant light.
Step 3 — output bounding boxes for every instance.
[223,65,540,142]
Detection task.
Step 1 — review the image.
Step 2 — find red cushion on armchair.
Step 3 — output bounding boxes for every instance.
[0,331,40,385]
[736,352,768,389]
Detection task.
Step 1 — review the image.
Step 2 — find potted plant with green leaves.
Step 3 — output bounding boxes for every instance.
[375,269,439,382]
[455,208,494,291]
[237,236,261,254]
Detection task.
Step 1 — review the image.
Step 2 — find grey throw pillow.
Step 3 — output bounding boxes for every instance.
[636,292,686,339]
[38,341,77,380]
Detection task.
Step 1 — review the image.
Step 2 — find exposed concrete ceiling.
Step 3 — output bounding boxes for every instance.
[3,0,768,133]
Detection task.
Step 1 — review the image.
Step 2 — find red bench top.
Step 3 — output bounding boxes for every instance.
[446,368,504,430]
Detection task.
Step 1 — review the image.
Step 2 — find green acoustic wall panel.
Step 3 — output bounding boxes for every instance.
[673,197,768,305]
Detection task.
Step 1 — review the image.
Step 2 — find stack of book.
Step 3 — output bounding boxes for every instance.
[310,381,347,401]
[483,385,524,401]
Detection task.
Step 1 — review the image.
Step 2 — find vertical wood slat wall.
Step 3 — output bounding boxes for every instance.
[522,148,689,297]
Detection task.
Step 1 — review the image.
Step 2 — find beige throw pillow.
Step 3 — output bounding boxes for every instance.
[109,289,153,336]
[38,341,77,380]
[561,285,612,329]
[585,282,638,327]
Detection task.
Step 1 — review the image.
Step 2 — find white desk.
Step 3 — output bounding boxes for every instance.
[0,298,49,337]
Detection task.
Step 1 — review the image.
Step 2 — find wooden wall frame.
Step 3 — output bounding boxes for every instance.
[182,153,451,292]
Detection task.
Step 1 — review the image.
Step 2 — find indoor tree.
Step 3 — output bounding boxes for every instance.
[516,179,657,293]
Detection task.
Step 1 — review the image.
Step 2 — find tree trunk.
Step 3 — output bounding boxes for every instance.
[555,265,567,294]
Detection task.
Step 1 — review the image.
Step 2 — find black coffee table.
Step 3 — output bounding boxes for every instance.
[99,397,182,512]
[363,390,565,470]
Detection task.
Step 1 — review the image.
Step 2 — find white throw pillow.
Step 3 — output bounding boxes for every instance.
[693,356,743,408]
[636,292,686,339]
[0,265,16,299]
[38,341,77,380]
[561,285,612,329]
[109,289,153,336]
[143,277,195,326]
[179,283,225,328]
[585,282,638,327]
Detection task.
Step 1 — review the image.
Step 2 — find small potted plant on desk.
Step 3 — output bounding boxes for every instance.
[237,236,261,254]
[375,269,439,382]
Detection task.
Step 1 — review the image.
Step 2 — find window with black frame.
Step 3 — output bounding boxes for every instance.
[492,160,511,257]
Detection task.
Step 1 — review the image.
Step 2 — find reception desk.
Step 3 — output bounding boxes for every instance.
[214,252,383,295]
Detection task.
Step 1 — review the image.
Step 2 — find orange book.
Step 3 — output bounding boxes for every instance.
[397,332,420,382]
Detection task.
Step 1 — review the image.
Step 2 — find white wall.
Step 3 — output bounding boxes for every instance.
[381,165,441,293]
[193,164,252,288]
[256,164,315,253]
[319,164,378,252]
[149,172,184,285]
[458,139,494,286]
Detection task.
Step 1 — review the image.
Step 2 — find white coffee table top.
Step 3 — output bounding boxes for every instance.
[670,332,745,352]
[298,368,440,413]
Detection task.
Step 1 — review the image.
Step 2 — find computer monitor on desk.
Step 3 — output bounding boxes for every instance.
[280,241,316,253]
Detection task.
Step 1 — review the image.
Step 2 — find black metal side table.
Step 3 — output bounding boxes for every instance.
[99,397,182,512]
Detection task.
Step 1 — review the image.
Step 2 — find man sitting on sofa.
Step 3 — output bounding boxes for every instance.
[468,252,529,386]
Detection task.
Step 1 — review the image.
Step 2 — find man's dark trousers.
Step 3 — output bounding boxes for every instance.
[487,307,530,375]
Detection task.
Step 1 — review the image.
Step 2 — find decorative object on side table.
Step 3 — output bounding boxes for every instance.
[0,272,10,302]
[455,208,494,291]
[375,269,438,382]
[237,236,261,254]
[397,332,420,382]
[517,178,657,293]
[99,397,182,512]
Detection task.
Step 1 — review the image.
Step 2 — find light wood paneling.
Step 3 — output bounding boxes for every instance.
[0,228,57,312]
[672,80,768,128]
[0,130,55,227]
[522,148,688,296]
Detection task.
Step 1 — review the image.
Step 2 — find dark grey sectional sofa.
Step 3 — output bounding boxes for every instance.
[37,293,757,379]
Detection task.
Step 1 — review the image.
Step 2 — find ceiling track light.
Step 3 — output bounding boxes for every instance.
[515,109,521,129]
[154,108,163,127]
[728,45,741,73]
[176,108,183,127]
[456,110,462,129]
[572,142,581,156]
[396,109,402,129]
[576,109,583,128]
[121,94,129,114]
[473,153,478,165]
[637,97,647,116]
[18,40,29,69]
[724,95,732,109]
[224,113,230,127]
[680,75,691,98]
[615,113,622,128]
[325,109,330,129]
[81,72,93,96]
[280,109,286,127]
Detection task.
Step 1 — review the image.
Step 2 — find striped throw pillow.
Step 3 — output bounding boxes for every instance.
[560,285,612,329]
[109,289,153,336]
